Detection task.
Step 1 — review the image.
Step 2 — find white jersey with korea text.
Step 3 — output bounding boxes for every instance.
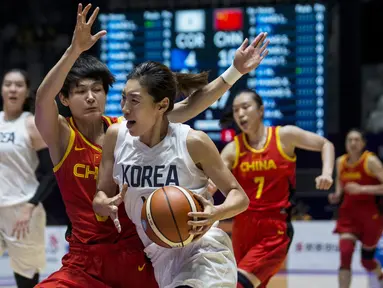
[113,121,210,247]
[0,112,39,207]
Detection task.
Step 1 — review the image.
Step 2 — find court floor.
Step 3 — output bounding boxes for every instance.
[0,272,371,288]
[268,272,369,288]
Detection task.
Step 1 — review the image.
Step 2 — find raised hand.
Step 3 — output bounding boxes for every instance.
[71,3,106,54]
[233,32,269,75]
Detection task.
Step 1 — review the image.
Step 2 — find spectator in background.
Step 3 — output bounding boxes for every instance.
[366,94,383,133]
[0,69,52,288]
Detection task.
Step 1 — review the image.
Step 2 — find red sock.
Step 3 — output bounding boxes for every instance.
[339,238,355,270]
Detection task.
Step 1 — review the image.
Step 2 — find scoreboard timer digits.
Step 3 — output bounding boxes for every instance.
[99,3,327,146]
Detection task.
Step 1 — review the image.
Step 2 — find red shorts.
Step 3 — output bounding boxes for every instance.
[36,236,158,288]
[232,213,293,287]
[334,207,383,247]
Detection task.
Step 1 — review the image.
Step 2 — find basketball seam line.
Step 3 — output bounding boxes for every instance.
[146,192,180,247]
[162,187,184,247]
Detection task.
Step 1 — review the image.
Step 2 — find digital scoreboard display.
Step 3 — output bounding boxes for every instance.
[99,3,327,147]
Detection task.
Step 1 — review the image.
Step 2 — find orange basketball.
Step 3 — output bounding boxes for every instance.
[141,186,204,248]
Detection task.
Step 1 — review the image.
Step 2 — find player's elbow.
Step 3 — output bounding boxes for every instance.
[323,139,334,151]
[35,86,46,104]
[237,187,250,212]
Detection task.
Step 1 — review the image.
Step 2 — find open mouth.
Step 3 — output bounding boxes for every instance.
[8,96,18,102]
[126,120,136,129]
[239,120,248,127]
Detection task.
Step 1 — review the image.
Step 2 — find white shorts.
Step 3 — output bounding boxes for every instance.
[145,226,237,288]
[0,203,46,279]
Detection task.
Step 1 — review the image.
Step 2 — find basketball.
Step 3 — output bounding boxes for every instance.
[141,186,204,248]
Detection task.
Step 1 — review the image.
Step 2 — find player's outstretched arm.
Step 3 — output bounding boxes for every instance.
[168,33,269,123]
[344,154,383,195]
[207,140,237,196]
[94,123,120,210]
[280,125,335,190]
[93,123,127,231]
[187,130,249,232]
[35,4,106,163]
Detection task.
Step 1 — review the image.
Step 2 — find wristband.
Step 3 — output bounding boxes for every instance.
[221,64,243,85]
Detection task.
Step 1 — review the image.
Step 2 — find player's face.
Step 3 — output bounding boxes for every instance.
[346,131,365,155]
[233,92,263,133]
[61,78,106,120]
[121,79,165,137]
[1,72,29,114]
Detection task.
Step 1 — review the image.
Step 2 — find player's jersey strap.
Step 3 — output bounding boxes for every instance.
[363,151,376,177]
[117,116,124,123]
[275,126,296,162]
[53,125,75,173]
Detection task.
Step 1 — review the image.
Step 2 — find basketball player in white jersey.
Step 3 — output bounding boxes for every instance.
[93,58,263,287]
[0,69,51,288]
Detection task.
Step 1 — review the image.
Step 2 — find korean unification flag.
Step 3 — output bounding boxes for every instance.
[175,10,205,33]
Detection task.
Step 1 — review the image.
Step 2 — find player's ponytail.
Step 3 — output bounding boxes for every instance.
[173,71,209,98]
[129,61,209,113]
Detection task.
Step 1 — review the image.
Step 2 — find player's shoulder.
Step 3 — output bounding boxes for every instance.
[106,122,122,136]
[25,114,35,128]
[186,129,216,158]
[365,151,381,165]
[336,154,347,166]
[221,139,237,155]
[278,125,300,136]
[186,129,211,146]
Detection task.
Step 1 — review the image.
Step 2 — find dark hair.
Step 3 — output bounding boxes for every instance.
[127,61,208,112]
[220,88,263,128]
[1,68,34,113]
[60,54,115,98]
[347,128,366,142]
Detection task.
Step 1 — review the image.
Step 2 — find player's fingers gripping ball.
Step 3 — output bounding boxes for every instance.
[141,186,205,248]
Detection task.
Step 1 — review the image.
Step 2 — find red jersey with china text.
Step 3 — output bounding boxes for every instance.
[231,126,296,216]
[54,116,137,244]
[339,151,381,211]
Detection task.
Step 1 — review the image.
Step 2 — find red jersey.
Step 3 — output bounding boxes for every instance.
[339,151,381,211]
[54,116,136,244]
[231,126,296,217]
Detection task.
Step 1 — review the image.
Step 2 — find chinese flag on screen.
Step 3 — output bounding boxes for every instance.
[214,8,243,31]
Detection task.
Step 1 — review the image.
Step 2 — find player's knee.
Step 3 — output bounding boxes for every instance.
[339,238,355,270]
[237,270,254,288]
[361,247,377,271]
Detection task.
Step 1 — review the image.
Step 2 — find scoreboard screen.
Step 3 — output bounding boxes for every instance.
[99,3,327,147]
